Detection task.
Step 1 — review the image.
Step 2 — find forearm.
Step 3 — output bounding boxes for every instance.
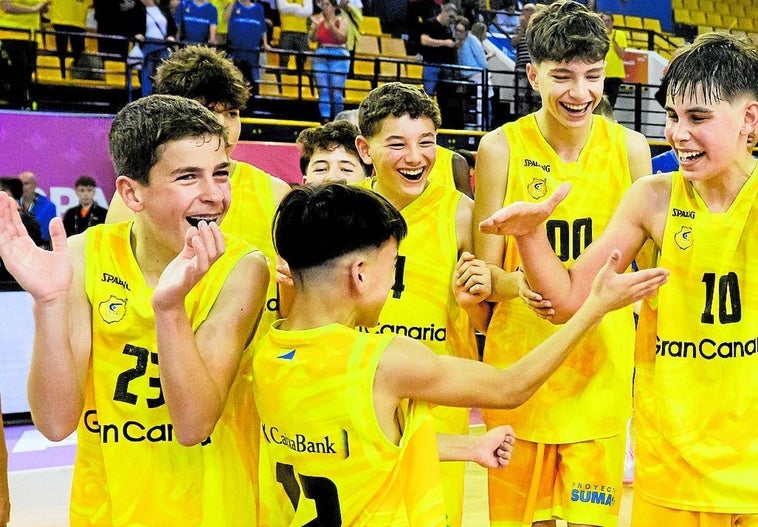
[486,265,522,302]
[437,433,477,462]
[462,300,491,335]
[2,1,39,14]
[28,300,86,441]
[153,306,225,446]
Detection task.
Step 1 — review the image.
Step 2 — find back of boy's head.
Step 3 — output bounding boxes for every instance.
[154,45,251,110]
[297,120,362,173]
[75,175,97,188]
[526,0,608,65]
[273,184,407,271]
[663,32,758,105]
[358,82,441,138]
[109,94,228,186]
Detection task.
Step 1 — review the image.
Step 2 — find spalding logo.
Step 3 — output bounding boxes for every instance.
[527,178,548,199]
[674,226,693,250]
[99,296,127,324]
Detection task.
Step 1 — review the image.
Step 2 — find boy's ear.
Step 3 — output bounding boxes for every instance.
[116,176,145,213]
[526,62,538,90]
[742,100,758,137]
[355,135,374,165]
[349,257,367,294]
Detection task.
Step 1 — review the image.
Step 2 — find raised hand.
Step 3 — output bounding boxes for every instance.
[585,249,669,316]
[454,251,492,308]
[479,182,571,237]
[472,425,516,469]
[0,193,72,303]
[152,221,225,311]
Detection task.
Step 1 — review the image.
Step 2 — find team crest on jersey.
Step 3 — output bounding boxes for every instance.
[674,226,693,250]
[99,296,127,324]
[527,178,548,199]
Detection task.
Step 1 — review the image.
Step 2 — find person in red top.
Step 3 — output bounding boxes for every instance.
[309,0,349,123]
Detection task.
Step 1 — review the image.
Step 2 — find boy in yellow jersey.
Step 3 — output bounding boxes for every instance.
[470,2,652,526]
[0,95,270,525]
[256,183,667,526]
[480,31,758,527]
[106,44,290,345]
[353,81,491,527]
[296,119,369,185]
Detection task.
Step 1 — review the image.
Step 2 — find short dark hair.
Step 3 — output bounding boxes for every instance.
[0,177,23,200]
[154,45,251,110]
[273,184,407,271]
[75,176,97,188]
[109,95,227,185]
[664,32,758,105]
[358,82,441,138]
[526,0,608,65]
[296,120,364,174]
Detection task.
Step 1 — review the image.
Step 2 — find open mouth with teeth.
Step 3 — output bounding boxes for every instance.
[679,151,705,162]
[398,168,425,181]
[560,101,592,114]
[185,216,219,227]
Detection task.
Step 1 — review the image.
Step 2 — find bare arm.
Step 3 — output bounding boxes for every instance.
[420,32,455,48]
[437,425,515,468]
[1,0,48,14]
[152,223,269,445]
[626,128,652,183]
[480,175,670,322]
[377,249,667,412]
[451,152,474,199]
[454,196,491,333]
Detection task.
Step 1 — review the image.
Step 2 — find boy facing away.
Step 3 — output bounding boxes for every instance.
[0,95,269,525]
[480,31,758,526]
[353,81,491,526]
[254,183,668,526]
[470,2,651,525]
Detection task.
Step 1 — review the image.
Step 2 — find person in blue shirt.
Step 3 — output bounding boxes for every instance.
[18,171,57,247]
[225,0,269,91]
[456,15,491,128]
[175,0,218,44]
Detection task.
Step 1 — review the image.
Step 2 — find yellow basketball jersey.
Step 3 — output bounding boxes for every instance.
[280,0,308,33]
[254,323,448,526]
[634,170,758,513]
[47,0,89,28]
[0,0,42,30]
[71,221,257,526]
[428,145,455,189]
[483,114,636,443]
[222,160,279,345]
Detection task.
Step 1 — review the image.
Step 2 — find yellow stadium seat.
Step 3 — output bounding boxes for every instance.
[643,17,662,33]
[671,0,685,8]
[722,14,738,28]
[682,0,698,9]
[360,16,383,37]
[355,35,380,55]
[674,8,692,25]
[612,14,624,26]
[380,36,407,58]
[352,55,377,77]
[690,10,708,26]
[0,27,32,40]
[625,15,643,29]
[344,78,371,104]
[705,12,723,27]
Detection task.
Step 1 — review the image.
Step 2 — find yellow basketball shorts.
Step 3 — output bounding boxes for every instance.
[488,434,625,527]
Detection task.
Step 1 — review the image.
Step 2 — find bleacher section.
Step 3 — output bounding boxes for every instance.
[673,0,758,39]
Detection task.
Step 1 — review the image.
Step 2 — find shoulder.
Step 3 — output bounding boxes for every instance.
[478,125,509,152]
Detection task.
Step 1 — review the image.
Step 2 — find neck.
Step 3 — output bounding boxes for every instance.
[535,109,593,163]
[692,155,756,213]
[372,177,425,211]
[281,281,360,331]
[130,220,180,288]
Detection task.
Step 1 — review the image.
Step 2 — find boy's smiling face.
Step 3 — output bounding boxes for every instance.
[529,58,605,129]
[357,114,437,206]
[665,88,757,182]
[135,135,231,252]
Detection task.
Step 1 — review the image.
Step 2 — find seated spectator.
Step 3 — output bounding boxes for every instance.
[62,176,108,237]
[296,120,369,184]
[17,171,56,246]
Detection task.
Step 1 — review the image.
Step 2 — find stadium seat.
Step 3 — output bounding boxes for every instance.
[643,17,662,33]
[380,37,407,58]
[355,35,380,55]
[360,16,383,37]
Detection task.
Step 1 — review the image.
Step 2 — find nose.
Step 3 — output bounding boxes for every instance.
[667,119,690,144]
[568,78,590,100]
[404,144,423,165]
[199,176,224,202]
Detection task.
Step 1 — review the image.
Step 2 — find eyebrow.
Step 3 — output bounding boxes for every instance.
[548,67,605,75]
[169,161,230,175]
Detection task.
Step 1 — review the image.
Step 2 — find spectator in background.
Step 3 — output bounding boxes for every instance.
[133,0,178,97]
[275,0,312,71]
[490,0,519,34]
[419,2,458,97]
[93,0,135,57]
[175,0,218,43]
[456,15,491,129]
[62,176,108,237]
[338,0,361,56]
[471,21,494,60]
[0,0,49,33]
[225,0,269,91]
[602,11,626,108]
[17,171,56,246]
[0,177,43,246]
[46,0,88,78]
[511,2,538,117]
[309,0,349,123]
[296,120,369,184]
